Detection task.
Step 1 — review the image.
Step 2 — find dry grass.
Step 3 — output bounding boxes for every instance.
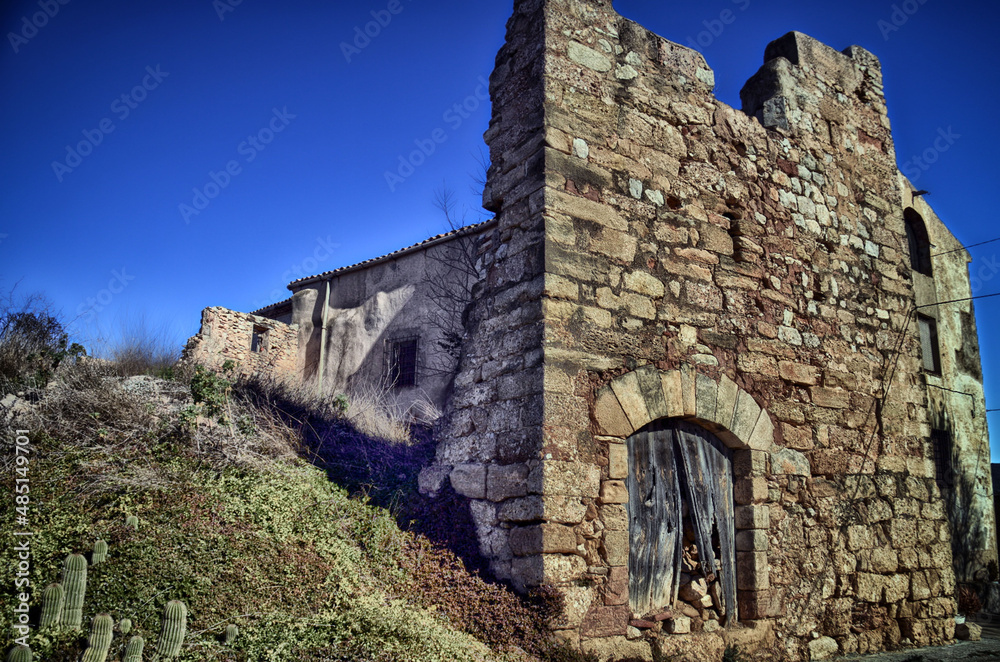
[344,380,414,444]
[89,314,181,378]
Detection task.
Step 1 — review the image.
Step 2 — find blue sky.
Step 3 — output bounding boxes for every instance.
[3,0,1000,451]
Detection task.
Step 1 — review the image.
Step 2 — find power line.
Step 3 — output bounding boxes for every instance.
[931,237,1000,258]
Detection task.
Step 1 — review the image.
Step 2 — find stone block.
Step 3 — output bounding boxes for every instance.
[737,551,770,590]
[580,605,630,639]
[498,496,588,524]
[510,523,579,556]
[600,480,628,504]
[811,386,850,409]
[548,585,595,630]
[715,375,740,429]
[771,448,811,476]
[635,365,669,420]
[738,590,784,620]
[778,361,820,386]
[601,530,629,566]
[661,370,685,418]
[733,449,767,477]
[417,464,451,495]
[696,373,718,422]
[529,462,601,497]
[514,553,587,588]
[593,386,633,437]
[601,504,628,531]
[732,391,763,443]
[735,505,770,530]
[736,530,769,552]
[611,372,651,431]
[748,411,775,451]
[604,566,628,606]
[450,464,486,499]
[666,616,691,634]
[608,442,628,479]
[956,622,982,641]
[734,477,768,505]
[680,365,698,417]
[855,572,887,602]
[808,636,839,660]
[487,463,529,502]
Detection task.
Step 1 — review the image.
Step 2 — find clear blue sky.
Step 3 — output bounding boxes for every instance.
[4,0,1000,452]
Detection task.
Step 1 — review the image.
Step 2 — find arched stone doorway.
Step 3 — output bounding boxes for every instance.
[628,419,737,625]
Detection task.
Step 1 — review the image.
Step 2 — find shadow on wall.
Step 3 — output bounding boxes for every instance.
[232,375,490,575]
[930,400,998,584]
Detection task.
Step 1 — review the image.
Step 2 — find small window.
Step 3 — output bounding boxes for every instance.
[904,208,933,276]
[917,315,941,374]
[387,337,418,388]
[931,429,953,490]
[251,326,268,353]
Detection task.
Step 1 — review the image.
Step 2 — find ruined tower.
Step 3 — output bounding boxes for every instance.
[422,0,997,659]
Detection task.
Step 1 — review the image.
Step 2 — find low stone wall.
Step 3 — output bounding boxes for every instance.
[183,307,299,380]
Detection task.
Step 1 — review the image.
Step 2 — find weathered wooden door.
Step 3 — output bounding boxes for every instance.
[626,420,737,623]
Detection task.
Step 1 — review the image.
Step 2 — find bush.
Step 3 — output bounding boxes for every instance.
[0,293,84,394]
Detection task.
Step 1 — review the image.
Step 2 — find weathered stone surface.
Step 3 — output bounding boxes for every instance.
[771,448,811,476]
[450,464,486,499]
[528,462,601,497]
[580,605,630,638]
[487,463,529,502]
[604,566,628,606]
[808,636,839,660]
[666,616,691,634]
[510,523,578,556]
[735,505,770,530]
[498,496,588,524]
[608,442,627,480]
[956,622,982,641]
[593,386,633,437]
[601,530,629,566]
[600,480,628,504]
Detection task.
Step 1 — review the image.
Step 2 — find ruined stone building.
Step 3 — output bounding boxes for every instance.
[184,0,998,659]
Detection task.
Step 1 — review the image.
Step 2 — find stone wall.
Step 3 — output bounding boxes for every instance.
[183,307,298,380]
[424,1,996,660]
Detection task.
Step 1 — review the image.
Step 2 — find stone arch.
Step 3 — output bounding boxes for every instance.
[591,365,777,622]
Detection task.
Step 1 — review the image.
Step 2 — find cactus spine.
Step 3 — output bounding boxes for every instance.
[155,600,187,658]
[119,617,132,634]
[125,515,139,530]
[92,539,108,565]
[5,646,32,662]
[39,583,64,628]
[80,613,113,662]
[122,636,144,662]
[60,553,87,629]
[223,623,239,644]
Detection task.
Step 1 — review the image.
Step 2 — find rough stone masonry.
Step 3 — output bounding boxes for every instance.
[417,0,997,660]
[185,0,997,660]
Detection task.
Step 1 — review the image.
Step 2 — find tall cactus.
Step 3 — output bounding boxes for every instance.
[119,618,133,634]
[39,583,64,628]
[155,600,187,658]
[122,636,144,662]
[5,646,32,662]
[80,613,113,662]
[125,515,139,530]
[92,540,109,565]
[223,623,239,644]
[60,553,87,629]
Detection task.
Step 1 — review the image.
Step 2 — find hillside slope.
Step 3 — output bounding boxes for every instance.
[1,363,582,662]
